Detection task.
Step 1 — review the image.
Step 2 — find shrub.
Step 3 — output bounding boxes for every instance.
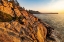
[0,11,25,24]
[0,11,13,22]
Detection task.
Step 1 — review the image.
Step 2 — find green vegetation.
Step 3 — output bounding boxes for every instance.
[0,11,13,22]
[0,11,25,24]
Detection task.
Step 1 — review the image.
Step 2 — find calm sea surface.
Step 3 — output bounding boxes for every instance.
[33,14,64,41]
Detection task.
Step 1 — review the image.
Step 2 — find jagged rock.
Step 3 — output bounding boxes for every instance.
[0,0,61,42]
[0,20,47,42]
[0,0,48,42]
[0,0,21,17]
[14,8,21,17]
[42,22,61,42]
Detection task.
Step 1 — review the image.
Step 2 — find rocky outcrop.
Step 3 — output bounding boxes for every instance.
[41,21,61,42]
[0,0,21,17]
[0,0,47,42]
[0,20,47,42]
[0,0,62,42]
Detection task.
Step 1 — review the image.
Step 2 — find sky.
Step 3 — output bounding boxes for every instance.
[18,0,64,14]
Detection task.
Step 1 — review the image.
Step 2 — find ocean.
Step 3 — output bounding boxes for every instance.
[33,14,64,42]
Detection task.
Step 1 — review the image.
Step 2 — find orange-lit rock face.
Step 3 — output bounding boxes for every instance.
[37,24,47,42]
[0,0,47,42]
[0,28,13,42]
[0,0,21,17]
[14,8,21,17]
[0,1,14,16]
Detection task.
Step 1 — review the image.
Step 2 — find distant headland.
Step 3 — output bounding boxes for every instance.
[41,13,58,14]
[26,10,58,14]
[26,10,42,14]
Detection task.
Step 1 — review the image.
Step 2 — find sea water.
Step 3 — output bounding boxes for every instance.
[33,14,64,42]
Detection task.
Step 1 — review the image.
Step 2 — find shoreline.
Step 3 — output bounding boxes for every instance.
[33,13,58,14]
[37,18,61,42]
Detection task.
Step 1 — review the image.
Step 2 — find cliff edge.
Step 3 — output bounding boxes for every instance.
[0,0,47,42]
[0,0,61,42]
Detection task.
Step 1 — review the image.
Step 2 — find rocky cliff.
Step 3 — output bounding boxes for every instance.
[0,0,61,42]
[0,0,47,42]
